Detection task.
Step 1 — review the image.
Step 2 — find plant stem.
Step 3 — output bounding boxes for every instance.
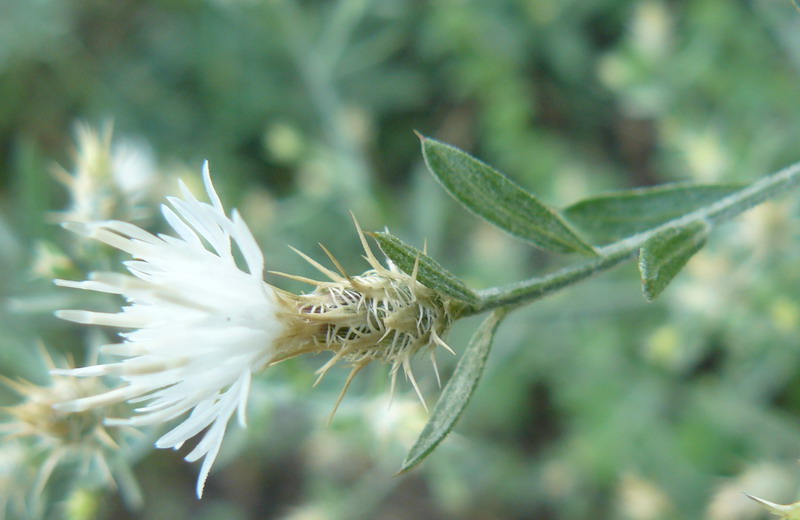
[469,159,800,313]
[272,0,376,211]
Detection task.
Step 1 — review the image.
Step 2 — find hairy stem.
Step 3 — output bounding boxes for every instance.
[467,159,800,314]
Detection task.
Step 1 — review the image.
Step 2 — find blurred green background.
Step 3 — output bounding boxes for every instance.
[2,0,800,518]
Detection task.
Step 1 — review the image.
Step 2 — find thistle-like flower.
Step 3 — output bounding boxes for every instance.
[0,348,132,509]
[54,163,455,498]
[54,164,286,497]
[53,123,157,224]
[272,221,454,415]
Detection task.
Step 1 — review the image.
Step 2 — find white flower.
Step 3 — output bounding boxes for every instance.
[53,163,284,497]
[110,137,157,206]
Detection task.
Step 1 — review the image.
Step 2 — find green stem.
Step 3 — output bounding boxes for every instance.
[469,159,800,313]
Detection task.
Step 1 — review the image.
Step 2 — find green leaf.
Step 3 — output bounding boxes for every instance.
[419,135,597,256]
[638,220,710,301]
[563,183,741,244]
[370,231,479,305]
[399,308,508,473]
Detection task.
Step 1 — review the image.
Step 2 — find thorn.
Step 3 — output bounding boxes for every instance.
[327,363,365,425]
[412,129,426,141]
[411,253,421,286]
[313,356,340,387]
[431,329,455,356]
[350,212,382,271]
[268,270,329,286]
[388,364,399,408]
[430,350,441,388]
[36,340,57,372]
[288,246,343,282]
[404,359,428,413]
[422,238,428,255]
[318,243,349,279]
[0,375,28,395]
[95,424,120,450]
[314,346,354,387]
[745,493,800,517]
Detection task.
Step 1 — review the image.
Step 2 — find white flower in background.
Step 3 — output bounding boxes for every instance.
[110,137,157,207]
[53,163,286,497]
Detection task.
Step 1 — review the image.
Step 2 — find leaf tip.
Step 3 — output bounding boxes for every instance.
[398,450,429,475]
[413,129,427,142]
[641,289,657,303]
[394,464,412,476]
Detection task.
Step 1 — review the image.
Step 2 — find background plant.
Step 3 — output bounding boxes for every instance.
[2,0,800,519]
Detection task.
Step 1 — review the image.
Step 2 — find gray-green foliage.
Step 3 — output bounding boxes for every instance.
[400,308,507,473]
[370,230,479,306]
[3,0,800,519]
[378,138,800,473]
[563,184,741,244]
[639,221,709,302]
[419,136,598,256]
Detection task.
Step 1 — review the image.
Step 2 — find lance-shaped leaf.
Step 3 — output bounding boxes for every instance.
[371,231,479,305]
[399,308,508,473]
[638,220,710,301]
[563,183,741,244]
[419,135,597,256]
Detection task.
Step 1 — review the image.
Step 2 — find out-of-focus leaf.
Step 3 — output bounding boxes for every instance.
[11,138,51,242]
[563,184,741,244]
[399,308,507,473]
[371,231,479,305]
[638,221,709,301]
[419,135,597,256]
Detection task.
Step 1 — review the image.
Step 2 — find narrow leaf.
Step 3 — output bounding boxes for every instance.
[638,221,709,301]
[371,231,479,305]
[399,308,508,473]
[563,183,741,244]
[419,135,597,256]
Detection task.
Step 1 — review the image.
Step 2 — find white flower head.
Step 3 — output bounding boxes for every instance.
[53,163,285,497]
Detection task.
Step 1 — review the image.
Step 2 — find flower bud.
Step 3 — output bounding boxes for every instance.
[273,218,454,412]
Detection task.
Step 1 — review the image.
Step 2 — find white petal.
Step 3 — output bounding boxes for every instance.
[53,385,147,412]
[54,164,282,496]
[202,161,224,212]
[231,210,264,277]
[161,205,202,247]
[55,310,150,328]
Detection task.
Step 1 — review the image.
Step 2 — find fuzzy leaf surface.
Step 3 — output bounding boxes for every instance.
[400,308,507,473]
[638,220,709,301]
[419,135,597,256]
[371,231,479,305]
[563,183,740,244]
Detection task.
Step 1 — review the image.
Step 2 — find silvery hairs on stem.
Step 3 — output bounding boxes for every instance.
[52,163,455,498]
